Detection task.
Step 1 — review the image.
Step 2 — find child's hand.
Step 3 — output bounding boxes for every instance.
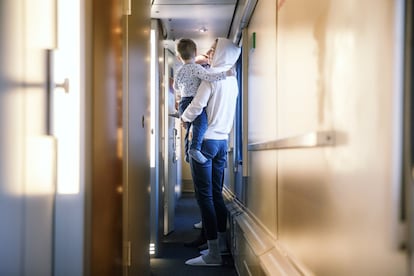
[226,67,236,77]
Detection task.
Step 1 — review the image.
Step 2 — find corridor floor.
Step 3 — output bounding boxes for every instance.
[150,192,238,276]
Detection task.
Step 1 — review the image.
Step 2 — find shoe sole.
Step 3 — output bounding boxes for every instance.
[185,256,222,266]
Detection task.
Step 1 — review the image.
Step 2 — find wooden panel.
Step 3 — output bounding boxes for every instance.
[276,0,406,275]
[123,0,152,275]
[245,0,278,239]
[91,0,123,274]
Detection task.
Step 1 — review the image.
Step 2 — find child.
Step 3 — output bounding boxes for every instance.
[173,38,233,163]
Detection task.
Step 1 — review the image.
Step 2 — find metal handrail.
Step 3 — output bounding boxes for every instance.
[247,131,334,151]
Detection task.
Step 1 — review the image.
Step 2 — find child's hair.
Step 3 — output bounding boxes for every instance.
[176,38,197,60]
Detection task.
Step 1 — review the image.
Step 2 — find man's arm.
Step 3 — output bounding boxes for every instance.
[181,81,212,122]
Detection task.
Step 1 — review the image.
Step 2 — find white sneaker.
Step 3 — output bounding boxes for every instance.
[193,221,202,229]
[185,255,221,266]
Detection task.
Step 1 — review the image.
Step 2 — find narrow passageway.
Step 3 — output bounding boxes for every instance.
[150,192,238,276]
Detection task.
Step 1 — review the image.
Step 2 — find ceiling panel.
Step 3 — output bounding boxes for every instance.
[153,0,236,4]
[151,3,236,53]
[151,4,235,19]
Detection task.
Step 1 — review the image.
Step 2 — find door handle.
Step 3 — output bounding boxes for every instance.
[55,78,69,93]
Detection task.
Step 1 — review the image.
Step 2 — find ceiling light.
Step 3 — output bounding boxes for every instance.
[199,27,207,33]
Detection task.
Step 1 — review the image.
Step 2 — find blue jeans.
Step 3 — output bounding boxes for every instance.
[190,139,228,240]
[179,97,208,155]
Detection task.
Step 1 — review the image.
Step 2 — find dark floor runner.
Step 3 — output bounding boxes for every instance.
[150,192,238,276]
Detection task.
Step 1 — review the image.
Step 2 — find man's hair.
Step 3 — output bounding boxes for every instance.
[176,38,197,60]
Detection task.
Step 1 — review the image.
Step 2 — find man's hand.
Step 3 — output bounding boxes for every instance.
[181,118,189,129]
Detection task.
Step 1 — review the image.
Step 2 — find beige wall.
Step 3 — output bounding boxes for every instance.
[246,0,407,275]
[246,0,278,238]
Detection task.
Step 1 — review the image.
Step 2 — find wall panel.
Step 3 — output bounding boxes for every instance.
[276,0,406,275]
[246,0,278,238]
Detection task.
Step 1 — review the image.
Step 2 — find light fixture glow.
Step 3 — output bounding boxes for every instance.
[53,0,81,194]
[199,27,207,33]
[149,243,156,255]
[25,136,57,195]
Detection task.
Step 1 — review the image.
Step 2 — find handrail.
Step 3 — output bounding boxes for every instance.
[247,131,334,151]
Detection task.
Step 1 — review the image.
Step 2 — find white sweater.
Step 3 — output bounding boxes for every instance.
[181,38,241,140]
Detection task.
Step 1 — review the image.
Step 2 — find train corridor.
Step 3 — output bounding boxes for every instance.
[150,192,238,276]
